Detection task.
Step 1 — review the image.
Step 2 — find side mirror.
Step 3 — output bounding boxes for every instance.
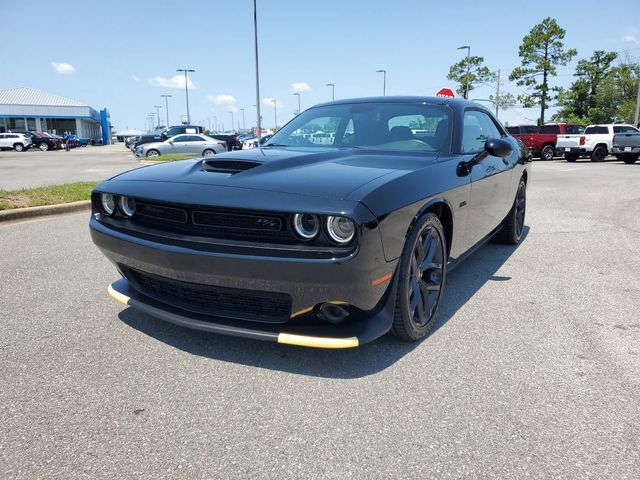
[167,139,173,144]
[484,137,513,158]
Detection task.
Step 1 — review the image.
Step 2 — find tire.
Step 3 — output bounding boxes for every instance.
[590,146,607,162]
[202,149,215,156]
[623,155,639,164]
[391,212,447,342]
[13,143,24,152]
[39,142,50,151]
[541,145,555,160]
[146,149,160,158]
[565,154,578,162]
[498,178,526,245]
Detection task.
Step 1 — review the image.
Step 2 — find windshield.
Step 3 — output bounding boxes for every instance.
[266,102,453,153]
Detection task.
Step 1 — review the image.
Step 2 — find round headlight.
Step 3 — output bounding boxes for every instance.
[326,216,355,244]
[293,213,320,239]
[100,193,116,215]
[119,196,136,217]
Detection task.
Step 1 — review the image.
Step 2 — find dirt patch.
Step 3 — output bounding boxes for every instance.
[0,194,31,209]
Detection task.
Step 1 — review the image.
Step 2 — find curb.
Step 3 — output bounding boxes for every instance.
[0,200,91,223]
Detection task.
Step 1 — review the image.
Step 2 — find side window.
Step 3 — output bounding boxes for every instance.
[614,126,640,133]
[462,110,502,153]
[171,135,187,142]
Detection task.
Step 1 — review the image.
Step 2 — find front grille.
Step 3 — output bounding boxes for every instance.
[131,201,293,242]
[125,268,292,323]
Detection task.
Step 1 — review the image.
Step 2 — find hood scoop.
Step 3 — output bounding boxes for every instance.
[202,159,263,174]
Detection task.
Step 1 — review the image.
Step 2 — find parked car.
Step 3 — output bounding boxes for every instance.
[611,130,640,164]
[133,125,204,149]
[556,124,640,162]
[125,136,139,150]
[506,123,583,160]
[134,134,227,158]
[10,130,60,151]
[242,134,273,149]
[210,133,243,151]
[91,96,531,348]
[0,132,32,151]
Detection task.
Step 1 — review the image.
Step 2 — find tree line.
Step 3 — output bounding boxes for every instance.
[446,17,640,125]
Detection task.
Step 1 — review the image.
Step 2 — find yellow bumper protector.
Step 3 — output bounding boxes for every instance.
[107,284,130,306]
[277,333,359,349]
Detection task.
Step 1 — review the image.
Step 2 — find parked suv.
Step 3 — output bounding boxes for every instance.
[0,133,32,152]
[11,130,60,151]
[133,125,204,149]
[556,124,640,162]
[507,123,583,160]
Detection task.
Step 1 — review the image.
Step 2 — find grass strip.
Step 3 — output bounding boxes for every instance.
[0,182,97,211]
[144,154,197,162]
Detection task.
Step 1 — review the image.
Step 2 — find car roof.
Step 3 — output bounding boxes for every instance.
[312,95,484,110]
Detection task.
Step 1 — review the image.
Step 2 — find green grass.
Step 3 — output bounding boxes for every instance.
[0,182,97,211]
[144,154,197,162]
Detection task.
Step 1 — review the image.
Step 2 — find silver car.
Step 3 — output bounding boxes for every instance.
[135,134,227,158]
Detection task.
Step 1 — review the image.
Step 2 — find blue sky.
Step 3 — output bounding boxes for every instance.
[1,0,638,131]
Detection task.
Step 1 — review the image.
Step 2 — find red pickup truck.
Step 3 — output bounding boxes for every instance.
[506,123,583,160]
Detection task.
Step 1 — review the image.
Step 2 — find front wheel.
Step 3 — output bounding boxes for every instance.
[541,145,555,160]
[146,149,160,158]
[391,212,447,342]
[590,146,607,162]
[39,142,50,151]
[498,178,526,245]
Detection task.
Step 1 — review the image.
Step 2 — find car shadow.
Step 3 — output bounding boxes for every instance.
[118,227,529,379]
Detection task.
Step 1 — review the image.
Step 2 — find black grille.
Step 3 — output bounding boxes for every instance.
[136,202,188,223]
[126,268,292,323]
[193,210,282,231]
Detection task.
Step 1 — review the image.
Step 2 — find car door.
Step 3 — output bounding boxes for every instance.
[185,135,206,155]
[168,134,189,154]
[460,109,514,249]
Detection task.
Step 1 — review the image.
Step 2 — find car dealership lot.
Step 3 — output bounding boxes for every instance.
[1,160,639,478]
[0,145,139,190]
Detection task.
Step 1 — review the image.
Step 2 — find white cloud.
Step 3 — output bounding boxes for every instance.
[51,62,75,75]
[148,75,195,89]
[262,98,283,108]
[129,75,140,82]
[291,82,311,93]
[622,34,640,45]
[207,94,237,105]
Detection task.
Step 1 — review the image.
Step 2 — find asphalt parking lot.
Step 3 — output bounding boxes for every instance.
[1,159,639,479]
[0,145,139,190]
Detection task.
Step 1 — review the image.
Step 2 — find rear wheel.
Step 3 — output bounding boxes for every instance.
[541,145,555,160]
[565,154,578,162]
[202,149,215,156]
[498,178,526,245]
[623,155,639,164]
[13,143,24,152]
[391,212,447,342]
[39,142,49,151]
[146,149,160,158]
[590,146,607,162]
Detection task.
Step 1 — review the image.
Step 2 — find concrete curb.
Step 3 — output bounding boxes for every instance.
[0,200,91,223]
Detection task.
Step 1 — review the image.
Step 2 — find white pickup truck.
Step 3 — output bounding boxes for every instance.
[556,124,640,162]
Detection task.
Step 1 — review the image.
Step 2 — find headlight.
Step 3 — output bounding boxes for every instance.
[326,216,355,244]
[100,193,116,215]
[119,196,136,217]
[293,213,320,239]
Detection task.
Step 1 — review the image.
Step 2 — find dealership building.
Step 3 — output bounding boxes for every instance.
[0,87,111,144]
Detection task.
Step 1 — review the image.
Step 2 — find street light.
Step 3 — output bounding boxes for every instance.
[293,93,301,115]
[457,46,471,99]
[153,105,162,128]
[240,108,246,132]
[253,0,262,138]
[160,94,172,127]
[176,68,195,123]
[212,115,218,132]
[271,98,277,129]
[230,111,235,132]
[376,70,386,96]
[326,83,335,101]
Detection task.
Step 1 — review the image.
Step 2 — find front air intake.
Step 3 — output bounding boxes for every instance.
[202,159,262,173]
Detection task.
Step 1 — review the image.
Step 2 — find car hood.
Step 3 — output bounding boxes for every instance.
[109,147,440,200]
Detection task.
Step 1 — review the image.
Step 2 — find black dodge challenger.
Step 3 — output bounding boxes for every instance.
[91,97,530,348]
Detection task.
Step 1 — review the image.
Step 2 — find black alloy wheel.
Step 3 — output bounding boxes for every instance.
[392,212,447,341]
[541,145,555,160]
[565,154,577,162]
[590,146,607,162]
[623,155,638,164]
[498,178,527,245]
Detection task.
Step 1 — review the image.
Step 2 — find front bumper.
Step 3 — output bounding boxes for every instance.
[91,217,399,347]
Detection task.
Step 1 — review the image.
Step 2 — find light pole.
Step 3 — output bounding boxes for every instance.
[176,68,195,123]
[148,112,156,130]
[160,94,172,127]
[147,115,154,132]
[457,46,471,99]
[253,0,262,138]
[212,115,218,132]
[153,105,162,128]
[230,111,235,132]
[271,98,277,129]
[293,93,301,115]
[326,83,335,101]
[376,70,386,96]
[240,108,246,131]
